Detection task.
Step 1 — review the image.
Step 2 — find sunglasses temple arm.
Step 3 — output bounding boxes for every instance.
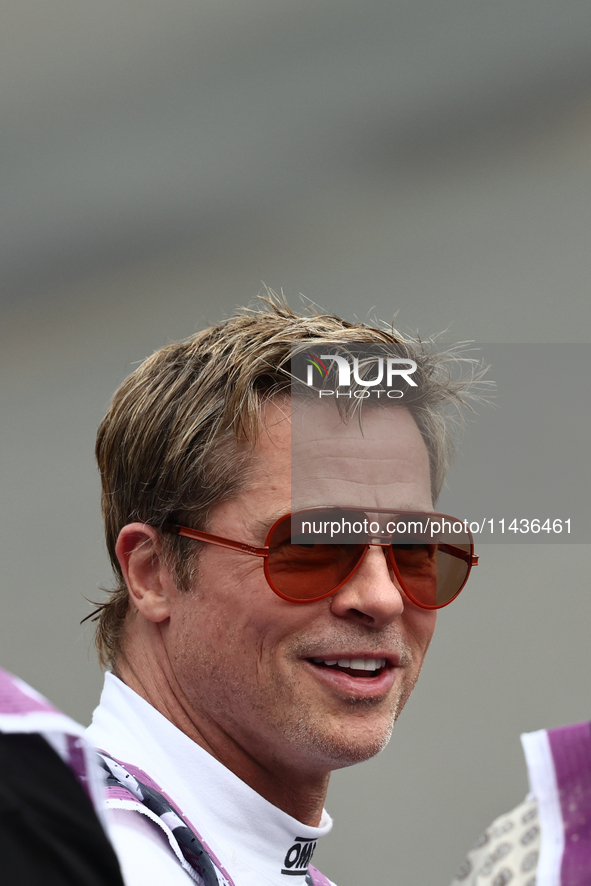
[164,523,268,557]
[438,542,479,567]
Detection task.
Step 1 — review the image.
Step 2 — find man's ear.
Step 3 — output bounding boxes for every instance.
[115,523,173,623]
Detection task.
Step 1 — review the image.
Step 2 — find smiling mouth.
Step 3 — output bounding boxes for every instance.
[309,657,388,678]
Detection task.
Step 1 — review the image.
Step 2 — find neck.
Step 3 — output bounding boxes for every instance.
[116,624,330,826]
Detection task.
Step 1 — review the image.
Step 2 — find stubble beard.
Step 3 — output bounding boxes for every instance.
[271,631,418,770]
[173,617,419,773]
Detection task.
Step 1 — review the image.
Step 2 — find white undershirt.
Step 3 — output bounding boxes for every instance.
[85,674,334,886]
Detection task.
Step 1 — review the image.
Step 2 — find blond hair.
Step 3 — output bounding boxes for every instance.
[92,296,479,667]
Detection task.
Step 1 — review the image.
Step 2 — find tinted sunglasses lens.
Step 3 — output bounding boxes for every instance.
[265,512,473,607]
[265,514,364,601]
[435,542,471,605]
[390,540,470,608]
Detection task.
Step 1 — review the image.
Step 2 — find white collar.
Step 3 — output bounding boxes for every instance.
[85,673,332,886]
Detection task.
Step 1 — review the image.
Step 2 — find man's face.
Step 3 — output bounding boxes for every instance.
[163,402,436,777]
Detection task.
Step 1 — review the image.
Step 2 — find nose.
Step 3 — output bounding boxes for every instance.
[329,545,405,627]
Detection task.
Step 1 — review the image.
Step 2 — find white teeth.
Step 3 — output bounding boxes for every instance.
[351,658,386,670]
[312,657,387,670]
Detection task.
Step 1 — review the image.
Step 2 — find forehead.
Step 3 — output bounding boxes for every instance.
[251,400,432,513]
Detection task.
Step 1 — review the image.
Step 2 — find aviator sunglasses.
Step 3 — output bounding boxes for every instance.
[164,507,477,610]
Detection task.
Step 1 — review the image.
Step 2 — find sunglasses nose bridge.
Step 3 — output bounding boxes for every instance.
[368,536,394,546]
[343,542,401,588]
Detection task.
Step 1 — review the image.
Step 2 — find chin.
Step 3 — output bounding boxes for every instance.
[317,728,394,769]
[288,707,396,771]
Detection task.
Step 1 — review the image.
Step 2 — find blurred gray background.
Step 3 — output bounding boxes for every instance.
[1,2,590,884]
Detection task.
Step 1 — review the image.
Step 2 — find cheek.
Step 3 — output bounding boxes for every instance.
[170,550,324,682]
[178,555,263,640]
[405,608,437,656]
[169,587,278,680]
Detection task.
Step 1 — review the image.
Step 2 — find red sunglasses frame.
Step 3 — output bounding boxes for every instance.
[163,508,478,609]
